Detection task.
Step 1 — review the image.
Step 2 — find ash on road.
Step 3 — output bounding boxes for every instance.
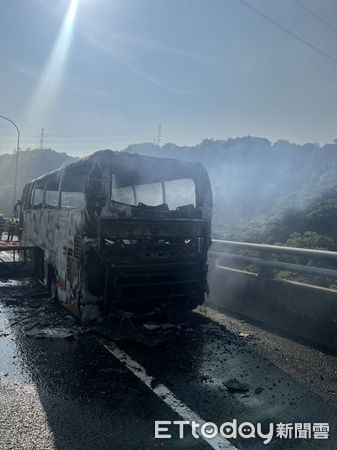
[0,278,336,449]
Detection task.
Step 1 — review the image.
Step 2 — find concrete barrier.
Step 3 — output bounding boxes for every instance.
[207,264,337,350]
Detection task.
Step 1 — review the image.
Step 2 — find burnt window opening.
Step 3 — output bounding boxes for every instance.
[164,179,196,210]
[45,175,61,209]
[31,182,45,209]
[111,175,196,210]
[113,185,136,205]
[21,183,32,210]
[60,164,87,209]
[136,182,163,206]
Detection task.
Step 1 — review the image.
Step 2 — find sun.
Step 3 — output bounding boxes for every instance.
[24,0,81,126]
[65,0,80,28]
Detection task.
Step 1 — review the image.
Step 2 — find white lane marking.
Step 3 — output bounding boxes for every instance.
[100,340,237,450]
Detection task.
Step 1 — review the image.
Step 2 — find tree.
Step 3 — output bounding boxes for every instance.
[286,231,335,250]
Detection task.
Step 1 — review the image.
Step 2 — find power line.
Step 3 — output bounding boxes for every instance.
[235,0,337,66]
[294,0,337,36]
[15,131,155,137]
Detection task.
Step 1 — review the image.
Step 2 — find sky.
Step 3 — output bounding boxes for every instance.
[1,0,337,156]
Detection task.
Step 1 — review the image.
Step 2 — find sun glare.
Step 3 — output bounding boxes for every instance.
[24,0,80,126]
[66,0,80,28]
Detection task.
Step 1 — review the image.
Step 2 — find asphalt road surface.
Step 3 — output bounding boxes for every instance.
[0,278,336,449]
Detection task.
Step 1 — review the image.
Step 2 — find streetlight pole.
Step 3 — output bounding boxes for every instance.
[0,115,20,213]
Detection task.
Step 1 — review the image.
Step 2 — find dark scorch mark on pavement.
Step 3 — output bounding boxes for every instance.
[0,279,336,449]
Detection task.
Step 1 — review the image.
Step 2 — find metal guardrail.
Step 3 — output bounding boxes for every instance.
[212,239,337,259]
[208,240,337,350]
[210,239,337,281]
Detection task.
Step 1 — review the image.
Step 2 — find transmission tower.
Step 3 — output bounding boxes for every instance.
[157,124,162,146]
[39,128,45,150]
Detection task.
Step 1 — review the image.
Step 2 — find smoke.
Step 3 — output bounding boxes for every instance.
[126,137,337,245]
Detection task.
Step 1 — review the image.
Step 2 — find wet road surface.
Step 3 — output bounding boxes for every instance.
[0,279,336,449]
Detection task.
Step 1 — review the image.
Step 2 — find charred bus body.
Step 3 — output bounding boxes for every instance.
[20,150,212,322]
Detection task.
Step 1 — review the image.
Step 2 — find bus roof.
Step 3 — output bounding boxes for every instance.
[29,149,210,186]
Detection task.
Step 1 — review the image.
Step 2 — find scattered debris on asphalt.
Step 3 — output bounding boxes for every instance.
[0,332,10,337]
[202,322,224,337]
[94,322,183,347]
[239,332,251,338]
[0,280,195,347]
[255,386,264,395]
[224,378,250,393]
[25,327,79,340]
[98,367,128,375]
[143,323,183,331]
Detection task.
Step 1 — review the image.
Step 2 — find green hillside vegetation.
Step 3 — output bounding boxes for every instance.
[126,137,337,250]
[1,138,337,251]
[0,148,74,215]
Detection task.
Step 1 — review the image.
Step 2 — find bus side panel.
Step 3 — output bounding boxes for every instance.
[21,207,86,314]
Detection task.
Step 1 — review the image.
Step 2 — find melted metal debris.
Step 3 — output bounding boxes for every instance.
[224,378,250,393]
[93,322,190,347]
[0,279,32,288]
[0,282,81,340]
[1,281,193,345]
[25,327,79,339]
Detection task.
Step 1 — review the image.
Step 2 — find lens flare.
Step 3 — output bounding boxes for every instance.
[66,0,79,26]
[25,0,80,126]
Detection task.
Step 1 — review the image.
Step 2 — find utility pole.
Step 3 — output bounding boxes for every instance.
[0,115,20,211]
[39,127,45,150]
[157,124,162,146]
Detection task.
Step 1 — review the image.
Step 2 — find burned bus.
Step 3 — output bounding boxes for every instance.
[20,150,212,322]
